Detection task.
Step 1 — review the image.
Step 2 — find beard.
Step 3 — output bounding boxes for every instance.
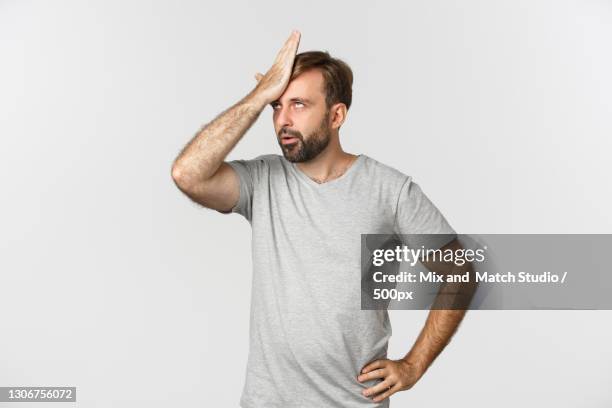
[278,110,331,163]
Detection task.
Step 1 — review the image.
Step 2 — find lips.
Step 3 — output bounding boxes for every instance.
[281,136,299,145]
[281,133,300,145]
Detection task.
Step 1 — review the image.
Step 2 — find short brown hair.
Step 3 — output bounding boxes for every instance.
[290,51,353,111]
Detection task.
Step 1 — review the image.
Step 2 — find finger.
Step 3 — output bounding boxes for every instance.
[275,30,300,62]
[360,359,387,374]
[287,30,301,57]
[291,30,301,50]
[254,72,263,81]
[363,379,393,399]
[372,382,400,403]
[288,29,300,47]
[276,31,296,58]
[358,368,386,382]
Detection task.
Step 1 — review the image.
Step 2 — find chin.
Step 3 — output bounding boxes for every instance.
[283,153,301,163]
[282,151,305,163]
[280,143,303,163]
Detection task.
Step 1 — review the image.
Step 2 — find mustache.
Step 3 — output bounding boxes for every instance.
[279,129,301,138]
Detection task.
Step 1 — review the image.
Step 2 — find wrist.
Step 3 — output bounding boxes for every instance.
[400,357,427,378]
[244,89,269,111]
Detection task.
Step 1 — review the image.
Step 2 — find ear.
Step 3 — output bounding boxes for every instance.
[329,103,348,130]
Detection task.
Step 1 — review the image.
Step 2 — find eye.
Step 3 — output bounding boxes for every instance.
[272,101,305,110]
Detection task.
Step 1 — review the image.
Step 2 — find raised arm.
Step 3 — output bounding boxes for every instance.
[171,30,302,212]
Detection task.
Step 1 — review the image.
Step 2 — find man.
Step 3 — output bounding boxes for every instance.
[171,30,470,407]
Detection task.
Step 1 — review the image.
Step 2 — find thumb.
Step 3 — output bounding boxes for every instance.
[254,72,264,82]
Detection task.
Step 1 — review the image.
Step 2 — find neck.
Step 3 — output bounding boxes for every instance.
[295,138,358,183]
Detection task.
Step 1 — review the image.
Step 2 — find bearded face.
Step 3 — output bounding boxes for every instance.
[278,109,331,163]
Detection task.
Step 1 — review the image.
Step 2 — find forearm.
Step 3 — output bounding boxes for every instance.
[172,89,267,187]
[401,239,477,374]
[401,308,466,375]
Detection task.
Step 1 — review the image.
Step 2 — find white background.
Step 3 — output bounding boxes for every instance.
[1,0,611,407]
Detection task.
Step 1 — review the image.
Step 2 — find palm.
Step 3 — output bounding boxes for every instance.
[254,30,301,104]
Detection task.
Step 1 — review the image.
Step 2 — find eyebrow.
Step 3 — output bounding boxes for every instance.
[270,97,313,107]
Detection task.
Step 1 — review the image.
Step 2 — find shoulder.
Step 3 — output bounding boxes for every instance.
[251,153,287,172]
[361,154,412,187]
[253,153,281,162]
[230,153,282,170]
[227,154,287,181]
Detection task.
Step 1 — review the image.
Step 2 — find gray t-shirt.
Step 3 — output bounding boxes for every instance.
[219,153,456,408]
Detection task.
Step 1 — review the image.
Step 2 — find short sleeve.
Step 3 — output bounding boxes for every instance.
[393,176,457,249]
[216,156,267,222]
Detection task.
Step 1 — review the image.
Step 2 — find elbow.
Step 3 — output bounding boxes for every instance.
[171,162,193,190]
[171,162,183,182]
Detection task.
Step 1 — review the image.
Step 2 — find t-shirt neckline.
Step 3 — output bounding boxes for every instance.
[288,154,365,188]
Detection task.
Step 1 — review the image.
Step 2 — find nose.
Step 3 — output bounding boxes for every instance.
[274,105,293,132]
